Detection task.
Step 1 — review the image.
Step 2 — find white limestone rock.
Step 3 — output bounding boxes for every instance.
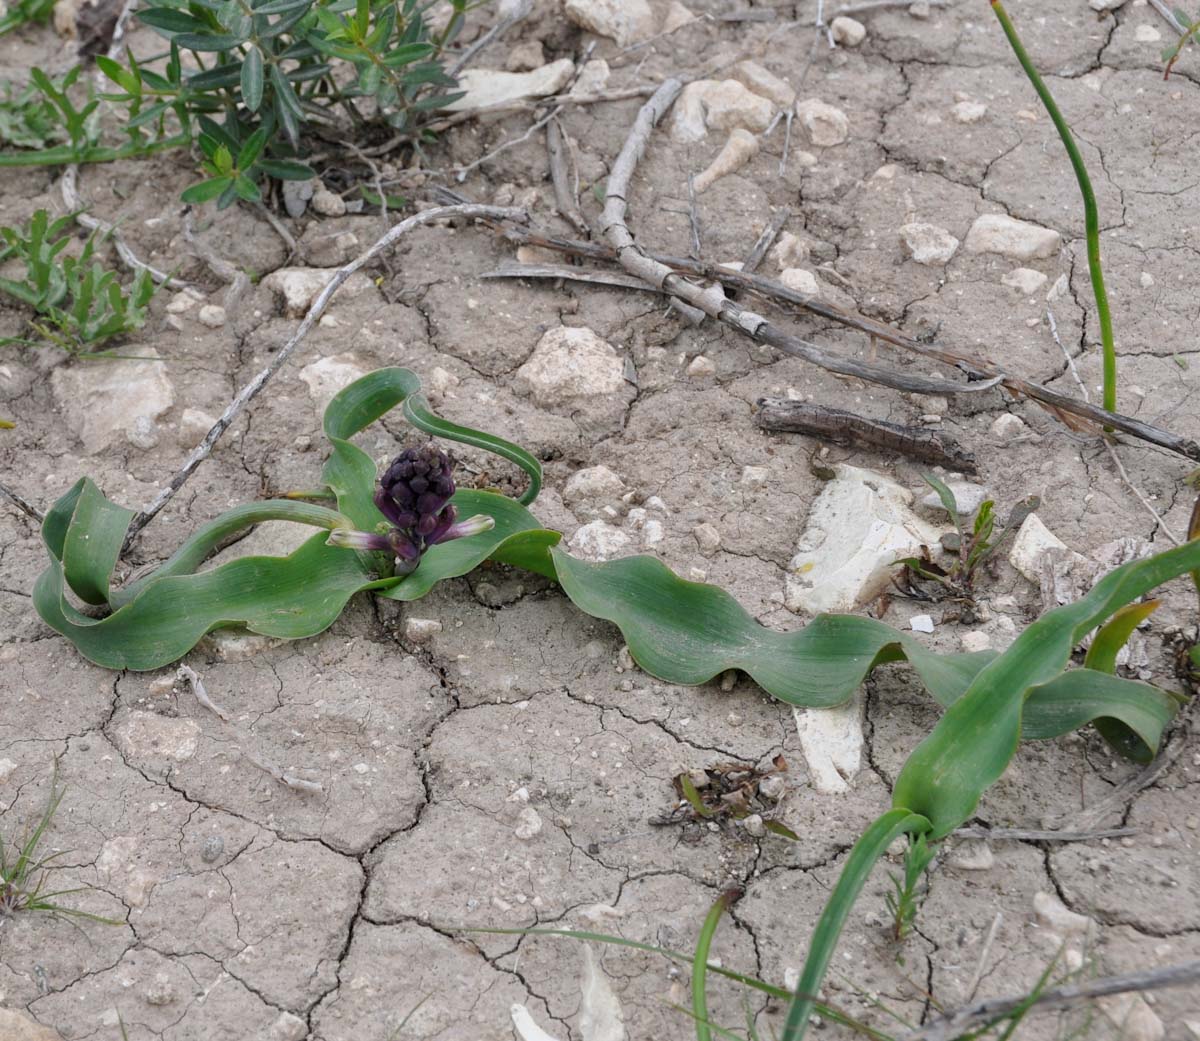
[569,520,632,561]
[786,464,946,614]
[951,100,987,123]
[779,267,821,298]
[731,60,795,107]
[965,214,1062,261]
[563,0,655,46]
[564,465,626,513]
[446,59,575,111]
[899,222,960,265]
[830,15,866,46]
[795,98,850,146]
[298,352,368,412]
[792,697,864,794]
[262,267,373,317]
[1002,267,1049,295]
[1008,513,1070,583]
[919,480,990,516]
[51,349,175,454]
[669,79,774,142]
[514,326,630,430]
[694,128,759,192]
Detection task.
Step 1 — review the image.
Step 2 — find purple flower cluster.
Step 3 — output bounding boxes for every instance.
[327,445,493,572]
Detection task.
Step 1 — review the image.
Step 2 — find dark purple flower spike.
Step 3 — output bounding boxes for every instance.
[327,445,494,573]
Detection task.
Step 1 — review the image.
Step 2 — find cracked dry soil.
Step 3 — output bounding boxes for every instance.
[2,1,1200,1038]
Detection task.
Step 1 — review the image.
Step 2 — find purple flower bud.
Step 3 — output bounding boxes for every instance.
[328,444,496,573]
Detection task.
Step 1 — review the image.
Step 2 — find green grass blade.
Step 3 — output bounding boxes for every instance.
[693,890,738,1041]
[1084,600,1159,675]
[990,0,1117,416]
[782,810,930,1041]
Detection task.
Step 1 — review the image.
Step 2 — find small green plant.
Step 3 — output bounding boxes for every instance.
[883,832,937,945]
[0,74,80,150]
[0,210,158,354]
[895,475,1037,611]
[1,763,121,926]
[0,0,471,205]
[0,0,55,37]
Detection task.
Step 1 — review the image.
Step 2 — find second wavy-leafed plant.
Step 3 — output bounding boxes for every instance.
[28,366,1196,1039]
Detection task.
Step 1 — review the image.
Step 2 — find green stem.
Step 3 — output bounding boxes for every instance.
[990,0,1117,418]
[693,889,739,1041]
[782,809,931,1041]
[0,135,189,168]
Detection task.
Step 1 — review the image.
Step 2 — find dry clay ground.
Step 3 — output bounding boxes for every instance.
[1,0,1200,1038]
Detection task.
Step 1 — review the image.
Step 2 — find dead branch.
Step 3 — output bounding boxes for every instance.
[903,959,1200,1041]
[546,117,587,234]
[598,80,1000,398]
[123,203,527,549]
[756,399,978,473]
[0,480,44,523]
[952,826,1138,842]
[741,208,791,276]
[441,190,1200,463]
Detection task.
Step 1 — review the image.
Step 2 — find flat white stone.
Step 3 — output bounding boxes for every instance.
[779,267,821,298]
[446,59,575,111]
[795,98,850,146]
[51,348,174,454]
[830,15,866,46]
[951,100,987,123]
[731,60,796,107]
[564,465,625,511]
[515,327,627,421]
[298,352,368,412]
[792,696,863,794]
[786,464,946,614]
[1008,513,1069,583]
[1002,267,1049,295]
[564,0,655,46]
[899,222,960,265]
[262,267,373,317]
[569,520,631,561]
[965,214,1061,261]
[919,480,990,516]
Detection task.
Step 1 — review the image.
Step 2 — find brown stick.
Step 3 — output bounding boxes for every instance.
[0,480,43,523]
[903,960,1200,1041]
[597,81,1001,398]
[757,399,978,473]
[741,207,791,276]
[435,187,1200,463]
[546,117,587,234]
[123,203,527,549]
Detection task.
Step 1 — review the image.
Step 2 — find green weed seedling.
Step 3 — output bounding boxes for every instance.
[0,74,78,150]
[895,474,1037,610]
[0,209,158,354]
[0,0,55,37]
[1,763,121,927]
[884,832,937,947]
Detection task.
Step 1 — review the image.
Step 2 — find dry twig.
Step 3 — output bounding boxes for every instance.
[60,167,187,289]
[902,960,1200,1041]
[123,203,526,548]
[449,192,1200,462]
[757,398,978,472]
[597,80,998,397]
[546,117,587,234]
[741,208,790,276]
[0,481,43,523]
